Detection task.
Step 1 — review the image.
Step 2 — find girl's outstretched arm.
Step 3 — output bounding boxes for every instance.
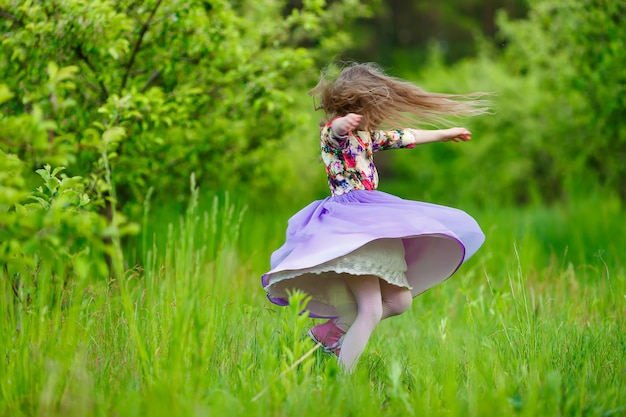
[408,127,472,144]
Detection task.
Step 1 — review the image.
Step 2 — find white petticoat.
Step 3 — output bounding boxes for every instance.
[266,239,410,314]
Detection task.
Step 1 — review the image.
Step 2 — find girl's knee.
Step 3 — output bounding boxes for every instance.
[384,288,412,317]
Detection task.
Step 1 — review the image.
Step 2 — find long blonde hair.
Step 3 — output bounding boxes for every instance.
[309,62,490,130]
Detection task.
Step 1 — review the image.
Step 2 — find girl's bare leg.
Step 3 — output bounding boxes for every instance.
[333,276,413,371]
[338,275,383,372]
[379,279,412,320]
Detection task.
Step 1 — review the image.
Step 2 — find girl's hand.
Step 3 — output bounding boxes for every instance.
[332,113,363,136]
[441,127,472,142]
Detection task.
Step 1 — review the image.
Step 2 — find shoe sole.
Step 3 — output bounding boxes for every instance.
[307,329,339,357]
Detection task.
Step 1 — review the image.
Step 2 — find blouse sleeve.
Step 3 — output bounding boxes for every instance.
[321,123,350,149]
[371,129,417,151]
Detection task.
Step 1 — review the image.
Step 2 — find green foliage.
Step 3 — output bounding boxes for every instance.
[345,0,528,67]
[381,53,551,206]
[1,197,624,416]
[497,0,626,198]
[0,0,369,290]
[0,0,369,215]
[0,152,110,305]
[379,1,625,206]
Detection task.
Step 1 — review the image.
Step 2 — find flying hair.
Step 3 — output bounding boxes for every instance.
[309,62,491,130]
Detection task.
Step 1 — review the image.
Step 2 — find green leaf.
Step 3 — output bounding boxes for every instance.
[56,65,79,82]
[46,61,59,81]
[102,126,126,148]
[0,84,15,105]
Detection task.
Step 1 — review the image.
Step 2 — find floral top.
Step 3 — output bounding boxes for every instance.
[321,123,418,196]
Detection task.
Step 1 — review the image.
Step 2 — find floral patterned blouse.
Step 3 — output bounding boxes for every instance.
[321,123,418,196]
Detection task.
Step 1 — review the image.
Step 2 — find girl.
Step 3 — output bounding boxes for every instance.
[261,62,488,372]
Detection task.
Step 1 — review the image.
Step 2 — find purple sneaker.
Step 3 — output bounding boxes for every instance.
[307,319,345,357]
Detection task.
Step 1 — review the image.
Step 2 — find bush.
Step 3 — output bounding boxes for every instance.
[0,150,111,302]
[497,0,626,199]
[0,0,370,287]
[0,0,369,215]
[378,1,625,206]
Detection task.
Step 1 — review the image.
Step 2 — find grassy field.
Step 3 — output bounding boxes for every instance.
[1,188,625,417]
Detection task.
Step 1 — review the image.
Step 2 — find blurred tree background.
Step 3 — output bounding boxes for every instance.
[345,0,527,65]
[344,0,625,207]
[1,0,624,278]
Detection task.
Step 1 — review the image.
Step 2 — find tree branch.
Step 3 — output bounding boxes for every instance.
[140,69,161,93]
[74,44,110,102]
[0,8,23,26]
[120,0,163,93]
[1,137,32,151]
[79,75,104,95]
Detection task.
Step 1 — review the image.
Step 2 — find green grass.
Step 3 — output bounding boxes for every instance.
[1,190,625,417]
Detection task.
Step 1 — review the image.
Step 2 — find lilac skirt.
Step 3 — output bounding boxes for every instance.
[261,190,485,317]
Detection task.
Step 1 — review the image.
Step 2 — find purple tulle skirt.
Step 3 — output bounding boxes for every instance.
[262,190,485,317]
